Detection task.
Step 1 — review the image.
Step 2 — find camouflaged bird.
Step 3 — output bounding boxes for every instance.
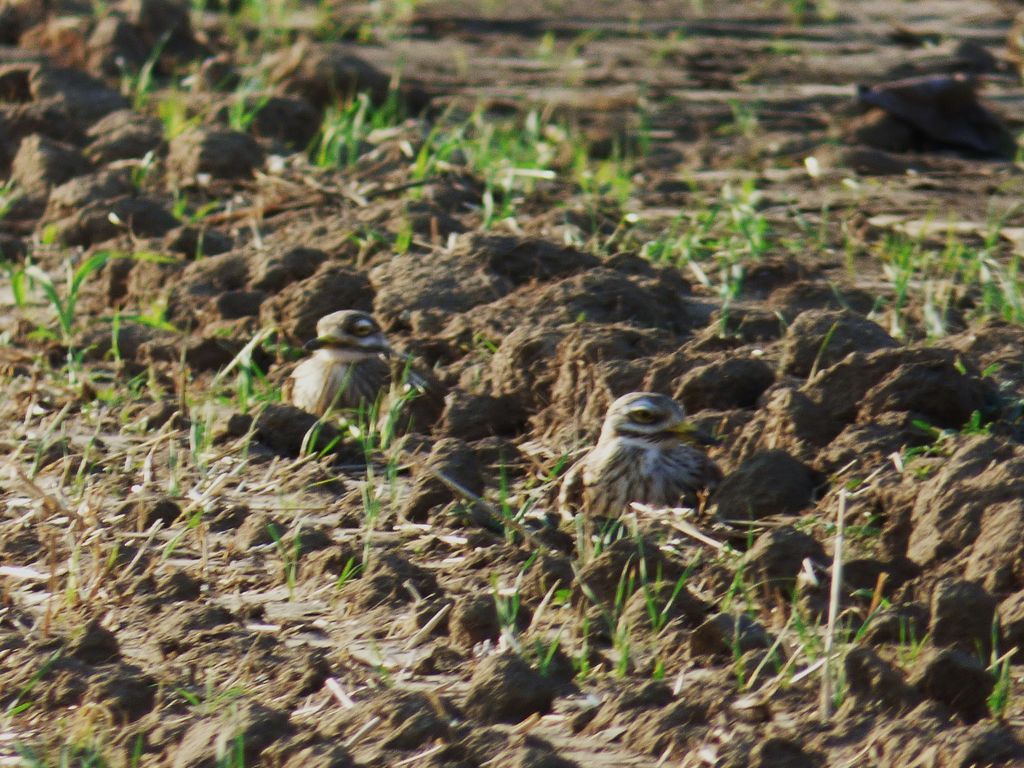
[559,392,721,522]
[287,310,442,426]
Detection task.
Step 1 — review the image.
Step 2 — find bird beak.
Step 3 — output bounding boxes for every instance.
[669,420,717,446]
[304,336,331,351]
[669,420,697,437]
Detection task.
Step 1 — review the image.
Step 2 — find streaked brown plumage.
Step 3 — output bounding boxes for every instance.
[559,392,721,522]
[288,310,392,416]
[287,310,442,429]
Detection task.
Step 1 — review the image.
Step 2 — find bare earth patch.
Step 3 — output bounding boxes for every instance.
[3,0,1024,766]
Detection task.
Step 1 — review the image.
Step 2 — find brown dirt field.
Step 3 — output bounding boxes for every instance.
[4,0,1024,766]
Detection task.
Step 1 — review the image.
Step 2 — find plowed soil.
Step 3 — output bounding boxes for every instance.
[4,1,1024,766]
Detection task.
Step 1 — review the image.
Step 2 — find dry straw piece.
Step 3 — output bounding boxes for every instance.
[819,488,847,721]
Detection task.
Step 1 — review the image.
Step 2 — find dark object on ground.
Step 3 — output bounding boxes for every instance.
[854,74,1016,158]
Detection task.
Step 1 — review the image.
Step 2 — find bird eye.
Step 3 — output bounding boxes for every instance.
[351,319,375,336]
[630,408,656,424]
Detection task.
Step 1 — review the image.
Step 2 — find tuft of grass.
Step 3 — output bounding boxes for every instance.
[574,614,592,680]
[23,252,114,343]
[0,179,22,221]
[611,563,635,678]
[895,621,929,668]
[176,680,248,716]
[721,99,760,139]
[636,179,769,319]
[336,555,363,589]
[121,35,170,111]
[532,630,564,677]
[18,742,113,768]
[4,651,62,719]
[987,616,1016,718]
[156,88,201,139]
[413,108,574,228]
[311,91,405,169]
[875,218,1024,338]
[640,571,691,636]
[227,80,270,133]
[492,573,524,651]
[267,522,302,599]
[495,463,547,545]
[12,252,174,351]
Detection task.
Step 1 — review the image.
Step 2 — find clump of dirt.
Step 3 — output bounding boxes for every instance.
[907,437,1024,587]
[803,347,998,428]
[575,537,688,606]
[400,437,484,522]
[911,648,995,723]
[841,647,921,715]
[171,703,293,768]
[676,356,775,411]
[261,262,374,343]
[581,678,728,757]
[248,403,348,458]
[345,555,436,613]
[689,612,773,658]
[743,525,827,594]
[464,653,559,723]
[730,386,843,464]
[529,323,677,443]
[711,449,819,521]
[369,233,597,333]
[780,308,898,378]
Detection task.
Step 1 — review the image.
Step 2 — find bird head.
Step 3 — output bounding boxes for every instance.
[304,310,391,358]
[600,392,708,446]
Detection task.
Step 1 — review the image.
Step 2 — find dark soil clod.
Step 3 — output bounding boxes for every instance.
[463,653,557,724]
[712,449,818,522]
[911,648,995,724]
[5,2,1024,764]
[68,619,120,664]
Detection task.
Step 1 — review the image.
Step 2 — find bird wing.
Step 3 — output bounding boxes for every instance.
[289,357,327,415]
[385,353,446,432]
[389,353,444,400]
[558,457,586,524]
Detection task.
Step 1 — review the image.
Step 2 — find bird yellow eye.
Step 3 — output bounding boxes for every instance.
[351,320,374,336]
[630,408,656,424]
